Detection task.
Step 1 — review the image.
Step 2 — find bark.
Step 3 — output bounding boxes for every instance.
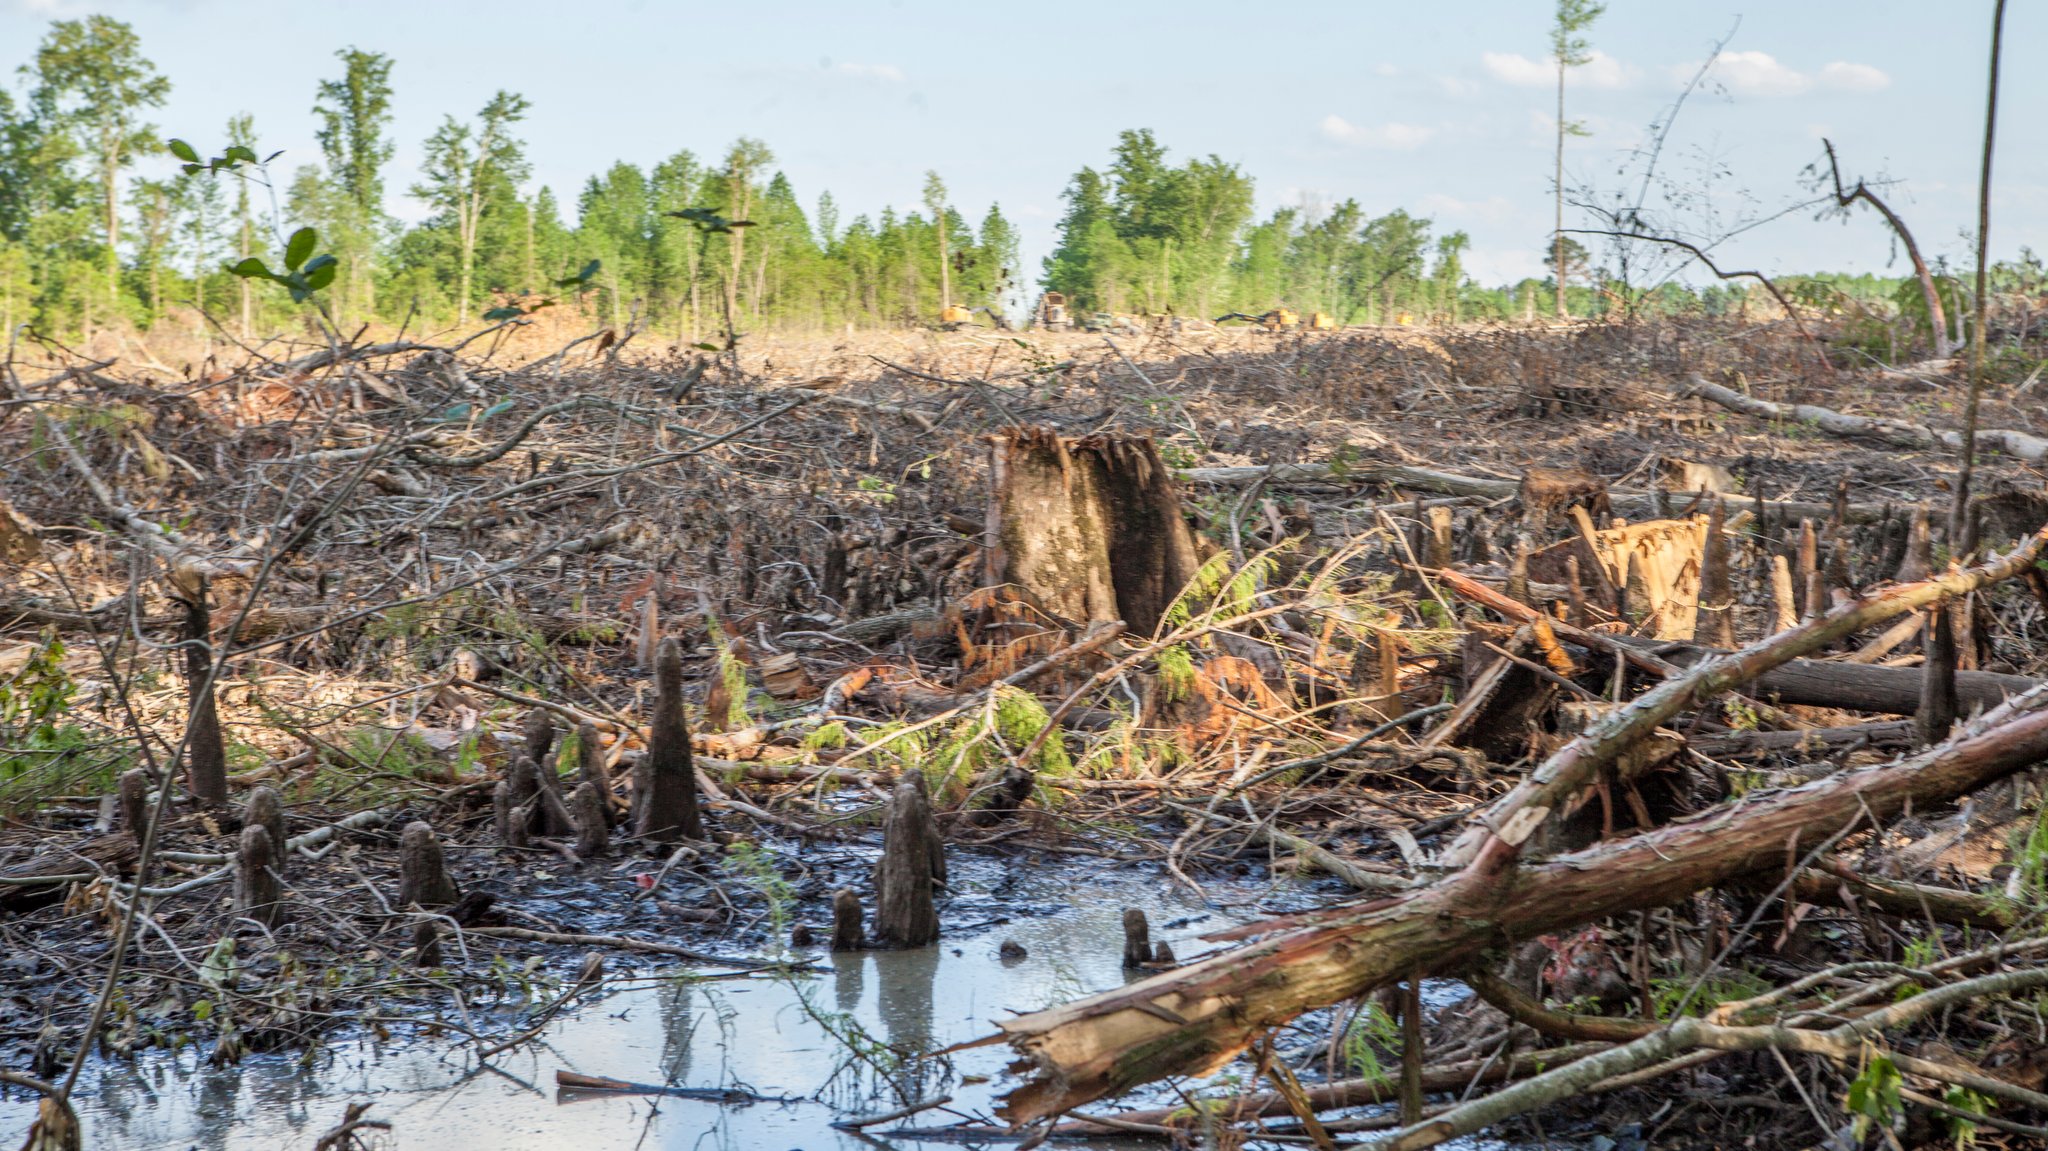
[575,722,615,829]
[994,684,2048,1124]
[568,781,608,858]
[521,709,557,769]
[117,769,149,836]
[397,820,459,908]
[1918,607,1958,746]
[872,772,944,946]
[986,429,1200,635]
[1653,642,2032,717]
[831,887,865,951]
[1698,498,1735,649]
[1121,908,1152,970]
[634,637,702,843]
[233,824,283,928]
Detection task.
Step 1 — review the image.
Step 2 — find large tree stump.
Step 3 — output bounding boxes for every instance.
[986,429,1200,636]
[243,786,287,875]
[233,824,283,928]
[172,571,228,807]
[633,637,702,844]
[397,821,459,908]
[872,772,945,946]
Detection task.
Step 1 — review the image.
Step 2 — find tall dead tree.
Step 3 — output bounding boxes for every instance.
[1821,139,1955,359]
[985,429,1200,636]
[634,637,702,843]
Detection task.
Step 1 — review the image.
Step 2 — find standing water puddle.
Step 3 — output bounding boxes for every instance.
[0,870,1337,1149]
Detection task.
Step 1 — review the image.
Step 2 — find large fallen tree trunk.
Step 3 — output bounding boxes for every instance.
[995,683,2048,1124]
[1684,374,2048,465]
[994,527,2048,1124]
[1649,640,2037,715]
[1174,458,1890,524]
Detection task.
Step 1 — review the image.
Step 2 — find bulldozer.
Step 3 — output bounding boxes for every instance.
[1035,292,1072,332]
[940,304,1014,332]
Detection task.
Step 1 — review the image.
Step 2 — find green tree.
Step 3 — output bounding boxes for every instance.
[1550,0,1604,318]
[312,47,395,321]
[717,137,773,325]
[226,113,260,335]
[29,15,170,313]
[922,170,950,310]
[413,90,530,323]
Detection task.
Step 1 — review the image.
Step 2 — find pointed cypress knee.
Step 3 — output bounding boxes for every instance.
[1916,607,1958,747]
[398,820,459,908]
[234,824,283,928]
[1121,908,1152,969]
[174,572,228,807]
[574,721,615,828]
[831,888,866,951]
[872,772,942,946]
[492,779,527,847]
[243,786,287,876]
[522,709,557,768]
[635,637,702,844]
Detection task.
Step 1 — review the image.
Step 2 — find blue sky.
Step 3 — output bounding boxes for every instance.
[3,0,2038,289]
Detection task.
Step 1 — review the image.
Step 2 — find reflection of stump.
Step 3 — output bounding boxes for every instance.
[1121,909,1151,970]
[234,824,283,927]
[244,786,287,875]
[986,429,1200,636]
[398,821,459,908]
[634,638,702,844]
[872,773,944,946]
[831,888,865,951]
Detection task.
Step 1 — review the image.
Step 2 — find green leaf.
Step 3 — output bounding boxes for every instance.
[225,257,271,279]
[283,227,317,272]
[181,163,204,176]
[480,400,515,420]
[191,998,214,1022]
[227,145,259,165]
[167,138,198,163]
[303,262,337,291]
[692,342,721,352]
[482,306,523,321]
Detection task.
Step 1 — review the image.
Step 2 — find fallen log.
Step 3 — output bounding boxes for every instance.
[1649,641,2036,716]
[1684,374,2048,465]
[1175,460,1887,524]
[993,683,2048,1124]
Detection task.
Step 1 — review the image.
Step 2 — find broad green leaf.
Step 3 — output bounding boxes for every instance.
[225,257,270,279]
[304,262,337,291]
[284,227,317,272]
[227,146,259,164]
[482,306,522,321]
[692,342,721,352]
[480,400,515,420]
[167,138,198,162]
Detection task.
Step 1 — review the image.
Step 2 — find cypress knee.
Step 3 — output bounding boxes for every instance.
[831,887,865,951]
[234,824,283,928]
[243,786,287,875]
[521,709,557,767]
[398,820,459,908]
[492,779,527,847]
[117,769,149,836]
[635,637,702,844]
[1121,908,1151,969]
[174,571,228,807]
[568,781,609,858]
[872,772,942,946]
[574,721,615,828]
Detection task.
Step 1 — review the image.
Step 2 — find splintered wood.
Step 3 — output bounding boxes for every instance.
[1579,512,1711,641]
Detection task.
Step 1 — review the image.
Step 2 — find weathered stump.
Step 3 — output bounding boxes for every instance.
[1917,607,1958,747]
[634,637,702,844]
[412,920,443,968]
[397,820,459,908]
[522,709,557,767]
[243,786,286,875]
[831,888,866,951]
[871,773,944,946]
[173,571,228,807]
[233,824,283,928]
[117,769,149,835]
[568,781,608,858]
[1121,908,1151,970]
[574,721,615,829]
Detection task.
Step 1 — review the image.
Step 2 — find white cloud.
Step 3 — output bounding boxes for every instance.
[1704,50,1811,96]
[1819,61,1891,92]
[832,62,905,83]
[1483,49,1633,89]
[1320,114,1433,149]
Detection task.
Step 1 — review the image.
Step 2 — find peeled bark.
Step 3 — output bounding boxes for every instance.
[634,637,702,844]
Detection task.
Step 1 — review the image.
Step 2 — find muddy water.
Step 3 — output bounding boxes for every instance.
[1,871,1345,1149]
